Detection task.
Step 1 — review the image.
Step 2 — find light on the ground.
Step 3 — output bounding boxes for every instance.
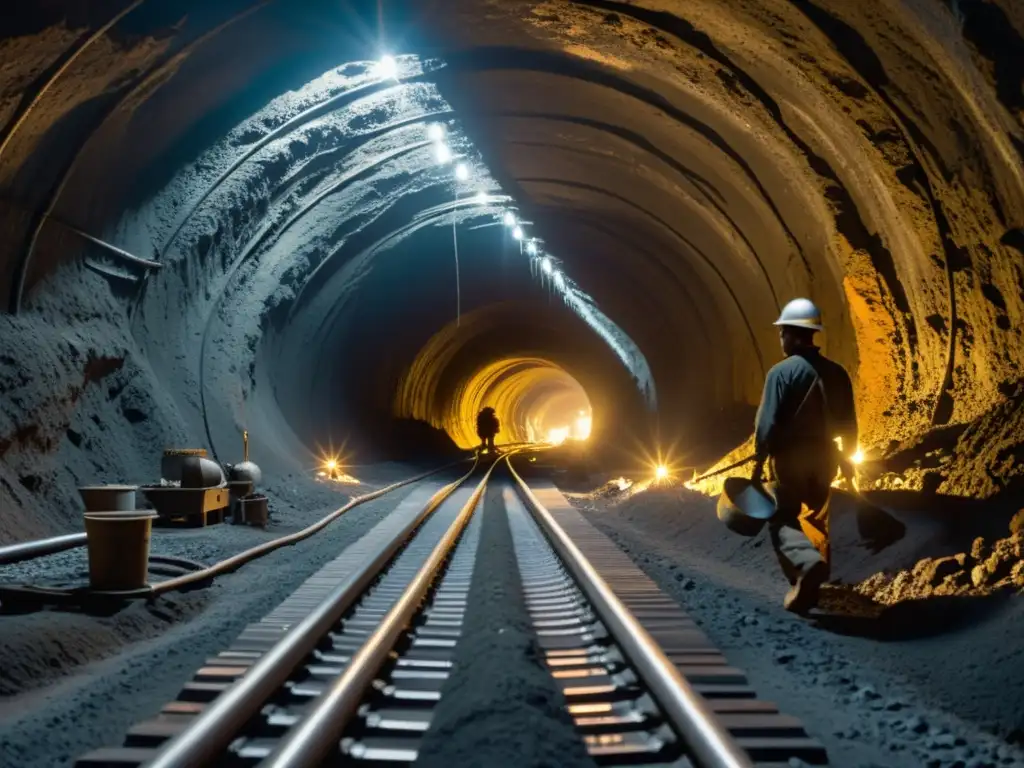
[655,464,669,480]
[455,163,469,181]
[512,226,524,240]
[375,55,398,79]
[541,257,552,274]
[427,123,445,142]
[435,144,452,163]
[547,426,570,445]
[526,241,538,256]
[503,211,516,227]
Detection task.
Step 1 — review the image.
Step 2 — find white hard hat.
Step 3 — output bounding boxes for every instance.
[773,298,823,331]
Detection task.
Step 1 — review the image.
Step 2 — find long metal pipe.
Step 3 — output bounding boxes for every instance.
[262,456,501,767]
[507,460,753,768]
[0,533,87,565]
[143,465,477,768]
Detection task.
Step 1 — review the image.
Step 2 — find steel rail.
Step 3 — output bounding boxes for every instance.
[260,453,505,767]
[506,458,753,768]
[0,532,87,565]
[143,462,479,768]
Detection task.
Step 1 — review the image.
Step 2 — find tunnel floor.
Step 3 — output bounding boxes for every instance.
[0,457,1022,768]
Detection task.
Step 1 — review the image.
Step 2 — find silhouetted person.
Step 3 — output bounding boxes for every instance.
[476,407,499,454]
[752,299,857,614]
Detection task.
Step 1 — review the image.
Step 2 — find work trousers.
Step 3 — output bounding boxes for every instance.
[768,450,836,584]
[479,435,496,452]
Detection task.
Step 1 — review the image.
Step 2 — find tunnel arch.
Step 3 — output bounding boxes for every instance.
[2,0,1024,538]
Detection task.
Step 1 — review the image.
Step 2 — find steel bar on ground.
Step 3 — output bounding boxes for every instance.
[260,457,502,767]
[507,458,753,768]
[143,469,474,768]
[0,533,87,565]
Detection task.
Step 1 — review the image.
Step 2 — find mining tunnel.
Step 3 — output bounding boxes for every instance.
[2,2,1024,766]
[1,0,1024,534]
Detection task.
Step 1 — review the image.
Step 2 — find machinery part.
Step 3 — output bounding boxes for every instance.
[229,461,262,487]
[773,298,823,331]
[161,449,208,484]
[180,457,226,489]
[0,533,87,565]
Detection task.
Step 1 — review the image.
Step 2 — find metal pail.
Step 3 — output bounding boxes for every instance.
[717,477,777,537]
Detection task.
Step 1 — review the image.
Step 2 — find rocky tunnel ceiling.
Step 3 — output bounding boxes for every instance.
[1,0,1024,526]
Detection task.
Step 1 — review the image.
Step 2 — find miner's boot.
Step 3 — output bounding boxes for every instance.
[784,560,828,614]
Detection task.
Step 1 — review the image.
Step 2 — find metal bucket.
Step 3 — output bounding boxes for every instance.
[79,485,137,512]
[717,477,777,537]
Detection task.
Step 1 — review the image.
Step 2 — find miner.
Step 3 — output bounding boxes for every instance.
[751,298,858,613]
[476,407,500,455]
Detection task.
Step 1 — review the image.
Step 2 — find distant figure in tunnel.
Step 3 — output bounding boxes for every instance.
[476,407,500,454]
[751,298,857,614]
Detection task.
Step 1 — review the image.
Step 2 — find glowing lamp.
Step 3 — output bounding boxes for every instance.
[427,124,445,142]
[455,163,469,181]
[325,459,337,472]
[376,55,398,79]
[475,191,489,205]
[526,241,538,256]
[655,465,669,480]
[553,272,565,289]
[503,211,516,227]
[435,144,452,163]
[541,257,552,274]
[851,449,865,465]
[512,226,524,240]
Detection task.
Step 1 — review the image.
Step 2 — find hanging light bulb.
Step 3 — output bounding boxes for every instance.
[512,226,524,240]
[427,123,445,142]
[503,211,516,227]
[526,241,538,256]
[435,144,452,163]
[375,55,398,79]
[541,257,552,274]
[455,163,469,181]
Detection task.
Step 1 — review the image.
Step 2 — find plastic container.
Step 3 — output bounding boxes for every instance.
[717,477,777,537]
[79,485,137,512]
[83,511,158,591]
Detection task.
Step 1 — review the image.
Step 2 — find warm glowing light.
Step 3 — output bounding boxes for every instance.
[435,144,452,163]
[547,426,570,445]
[427,123,445,142]
[526,241,538,256]
[503,211,516,227]
[655,465,669,480]
[541,257,552,274]
[851,449,865,465]
[512,226,524,240]
[375,55,398,79]
[574,414,592,440]
[455,163,469,181]
[325,458,338,472]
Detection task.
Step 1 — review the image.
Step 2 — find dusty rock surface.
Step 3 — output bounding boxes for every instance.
[562,474,1024,767]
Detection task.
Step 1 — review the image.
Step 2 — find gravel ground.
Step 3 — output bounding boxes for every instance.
[0,471,453,768]
[417,474,595,768]
[567,481,1024,768]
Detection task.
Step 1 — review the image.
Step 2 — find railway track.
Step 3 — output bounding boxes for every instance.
[76,453,828,767]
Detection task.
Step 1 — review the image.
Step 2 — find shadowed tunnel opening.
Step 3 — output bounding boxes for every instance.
[1,0,1024,542]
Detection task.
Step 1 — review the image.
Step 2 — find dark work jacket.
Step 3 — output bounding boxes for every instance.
[754,348,857,463]
[476,412,499,439]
